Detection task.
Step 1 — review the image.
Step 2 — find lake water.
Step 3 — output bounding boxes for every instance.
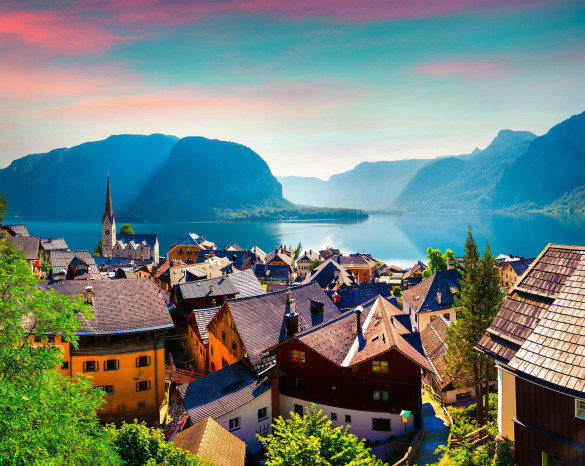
[6,212,585,268]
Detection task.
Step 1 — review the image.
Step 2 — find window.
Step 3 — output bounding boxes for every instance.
[576,399,585,419]
[222,357,229,368]
[48,336,55,343]
[222,331,226,342]
[345,415,351,423]
[228,417,240,431]
[294,404,304,416]
[443,313,450,321]
[179,248,183,254]
[373,390,389,402]
[61,361,69,370]
[331,385,337,393]
[136,380,151,392]
[291,350,306,362]
[331,413,337,421]
[372,418,391,431]
[294,378,304,391]
[136,356,151,367]
[104,359,119,371]
[258,407,268,421]
[98,385,114,395]
[83,361,98,372]
[372,361,389,373]
[211,346,214,356]
[138,402,146,410]
[430,315,436,322]
[232,340,237,353]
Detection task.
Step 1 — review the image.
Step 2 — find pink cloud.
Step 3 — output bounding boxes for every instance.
[413,61,509,79]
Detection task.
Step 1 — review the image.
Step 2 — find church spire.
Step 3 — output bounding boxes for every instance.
[104,173,114,221]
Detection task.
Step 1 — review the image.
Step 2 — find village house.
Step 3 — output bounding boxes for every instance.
[325,282,394,311]
[197,249,252,271]
[40,237,69,262]
[479,243,585,465]
[267,296,430,442]
[0,223,30,237]
[152,257,233,295]
[265,246,295,272]
[48,250,101,280]
[334,254,378,285]
[319,247,340,260]
[40,279,174,424]
[401,261,428,289]
[101,175,160,262]
[302,258,357,290]
[499,257,534,288]
[296,250,320,279]
[402,269,462,332]
[253,263,292,284]
[5,236,41,275]
[167,233,216,264]
[248,246,267,264]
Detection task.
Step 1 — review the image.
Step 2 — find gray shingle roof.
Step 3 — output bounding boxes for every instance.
[325,282,393,310]
[420,316,452,390]
[253,263,290,281]
[228,269,266,298]
[2,224,30,237]
[302,258,357,290]
[117,233,158,248]
[178,276,239,300]
[178,361,273,425]
[191,307,219,344]
[40,238,69,252]
[402,269,462,314]
[508,258,535,276]
[42,278,173,334]
[49,250,101,280]
[5,236,40,260]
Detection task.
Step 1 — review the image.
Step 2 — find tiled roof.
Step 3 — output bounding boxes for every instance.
[190,307,219,344]
[298,250,319,262]
[402,269,461,314]
[177,361,273,425]
[266,247,295,267]
[197,249,250,271]
[403,261,428,280]
[420,316,452,390]
[49,250,101,280]
[220,282,340,373]
[40,238,69,252]
[335,254,376,269]
[170,233,204,248]
[94,256,153,269]
[177,276,239,300]
[2,224,30,237]
[248,246,267,263]
[117,233,158,248]
[253,263,290,281]
[293,296,430,371]
[228,269,266,298]
[508,258,535,276]
[41,279,173,334]
[172,417,246,466]
[159,259,231,287]
[325,282,393,310]
[479,244,585,396]
[265,284,292,293]
[227,244,245,251]
[302,258,357,290]
[5,236,40,260]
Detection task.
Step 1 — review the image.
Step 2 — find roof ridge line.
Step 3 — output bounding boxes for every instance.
[341,297,379,367]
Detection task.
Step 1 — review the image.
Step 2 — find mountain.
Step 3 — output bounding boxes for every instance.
[492,111,585,210]
[124,137,288,220]
[392,129,537,211]
[278,159,430,209]
[0,134,178,220]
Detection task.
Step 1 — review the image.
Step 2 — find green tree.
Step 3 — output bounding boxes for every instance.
[107,421,206,466]
[119,223,134,235]
[259,404,383,466]
[0,193,6,224]
[308,259,322,272]
[0,239,119,465]
[426,247,457,273]
[93,239,103,257]
[422,268,432,280]
[392,286,402,298]
[445,228,503,425]
[293,242,303,261]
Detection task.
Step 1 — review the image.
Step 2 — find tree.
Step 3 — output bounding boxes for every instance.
[259,404,383,466]
[119,223,134,235]
[107,421,205,466]
[93,239,103,257]
[293,242,303,261]
[308,259,322,272]
[0,239,119,464]
[445,228,503,425]
[392,286,402,298]
[426,247,457,273]
[0,193,6,224]
[422,268,432,280]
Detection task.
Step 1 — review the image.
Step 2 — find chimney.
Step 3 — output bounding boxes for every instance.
[85,285,93,305]
[48,237,52,243]
[437,290,442,305]
[286,306,298,336]
[209,284,214,294]
[57,269,66,280]
[169,260,174,267]
[356,306,363,335]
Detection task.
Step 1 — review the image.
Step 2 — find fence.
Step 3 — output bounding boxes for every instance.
[164,365,203,384]
[448,427,491,448]
[390,427,425,466]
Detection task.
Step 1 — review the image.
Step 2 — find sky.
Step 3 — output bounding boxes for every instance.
[1,0,584,179]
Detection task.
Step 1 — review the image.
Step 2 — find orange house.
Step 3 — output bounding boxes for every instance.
[207,303,246,373]
[335,254,377,284]
[42,278,174,424]
[167,233,216,264]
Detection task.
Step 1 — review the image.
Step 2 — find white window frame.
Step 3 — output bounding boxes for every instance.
[228,416,240,431]
[258,407,268,421]
[575,398,585,419]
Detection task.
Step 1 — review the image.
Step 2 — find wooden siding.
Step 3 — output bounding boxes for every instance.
[514,378,585,465]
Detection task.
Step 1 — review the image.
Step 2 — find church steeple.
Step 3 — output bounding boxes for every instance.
[104,173,114,222]
[102,174,116,257]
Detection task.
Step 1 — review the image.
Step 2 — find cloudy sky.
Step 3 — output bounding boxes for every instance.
[1,0,584,178]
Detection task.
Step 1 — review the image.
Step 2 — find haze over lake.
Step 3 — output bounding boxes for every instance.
[8,212,585,268]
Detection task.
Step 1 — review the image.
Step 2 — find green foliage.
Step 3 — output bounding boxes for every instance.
[422,268,432,280]
[426,247,457,273]
[107,421,206,466]
[259,404,383,466]
[0,193,6,224]
[376,261,383,269]
[119,223,135,235]
[308,259,323,272]
[392,286,402,298]
[293,242,303,261]
[93,239,103,257]
[0,239,119,465]
[215,205,369,221]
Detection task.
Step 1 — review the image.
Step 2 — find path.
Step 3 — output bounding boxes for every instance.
[412,394,450,465]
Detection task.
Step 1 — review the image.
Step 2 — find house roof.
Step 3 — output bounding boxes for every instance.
[5,236,40,260]
[325,282,393,310]
[420,316,452,390]
[159,259,232,287]
[217,282,340,373]
[197,249,250,271]
[177,276,240,300]
[172,417,246,466]
[170,233,205,248]
[228,269,266,298]
[116,233,158,248]
[266,247,295,267]
[2,224,30,237]
[479,244,585,395]
[402,269,461,314]
[49,250,101,280]
[507,258,535,276]
[41,278,173,335]
[248,246,267,263]
[94,256,154,270]
[291,296,430,371]
[335,254,376,269]
[253,263,290,281]
[227,244,245,251]
[40,238,69,252]
[403,261,428,280]
[298,250,320,263]
[177,361,273,425]
[189,307,219,344]
[302,258,357,290]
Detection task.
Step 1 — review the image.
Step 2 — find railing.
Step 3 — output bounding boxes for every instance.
[164,365,203,384]
[448,427,491,448]
[422,382,444,406]
[390,424,425,466]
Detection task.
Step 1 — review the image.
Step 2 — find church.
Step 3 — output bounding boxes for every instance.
[102,176,159,263]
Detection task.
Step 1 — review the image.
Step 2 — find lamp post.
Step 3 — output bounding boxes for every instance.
[400,410,411,436]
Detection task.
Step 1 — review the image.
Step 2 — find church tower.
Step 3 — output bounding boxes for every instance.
[102,174,116,257]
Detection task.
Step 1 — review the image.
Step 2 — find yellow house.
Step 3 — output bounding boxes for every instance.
[42,278,174,424]
[167,233,216,264]
[499,258,534,289]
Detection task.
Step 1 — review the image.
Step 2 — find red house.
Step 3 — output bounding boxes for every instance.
[268,295,430,443]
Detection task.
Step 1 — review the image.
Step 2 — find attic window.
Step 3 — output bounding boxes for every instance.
[310,299,324,314]
[221,379,244,394]
[450,287,459,294]
[371,335,379,342]
[414,296,420,301]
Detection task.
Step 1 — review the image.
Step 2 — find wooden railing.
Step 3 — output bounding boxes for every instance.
[391,427,424,466]
[422,382,444,406]
[448,427,491,448]
[164,365,203,384]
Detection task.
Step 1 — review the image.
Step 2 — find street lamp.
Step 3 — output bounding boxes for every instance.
[400,410,411,435]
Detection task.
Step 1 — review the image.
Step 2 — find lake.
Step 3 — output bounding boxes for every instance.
[5,212,585,268]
